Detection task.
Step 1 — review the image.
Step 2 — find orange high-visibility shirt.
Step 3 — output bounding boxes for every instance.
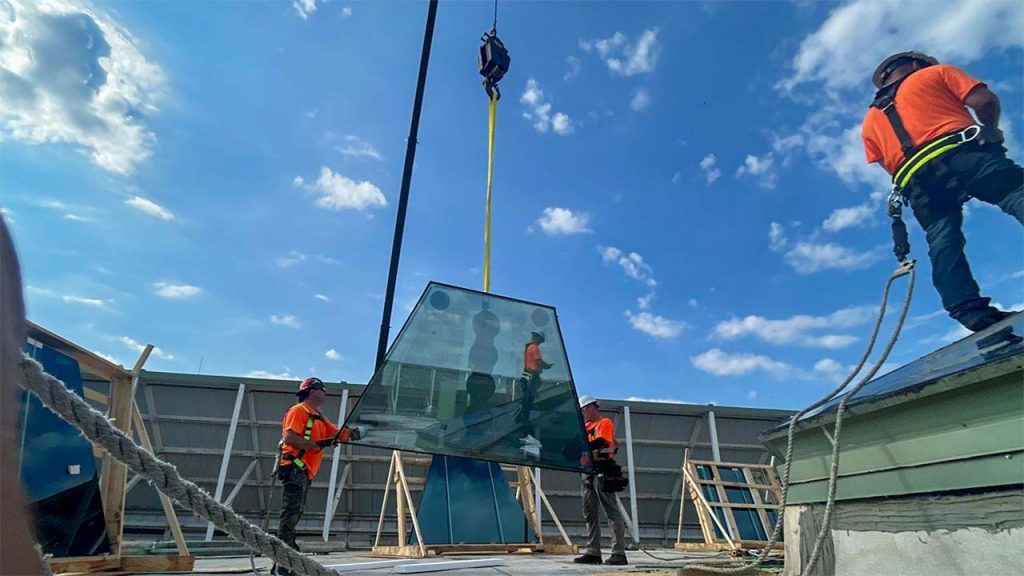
[279,402,338,479]
[586,418,616,460]
[862,64,983,175]
[524,342,544,373]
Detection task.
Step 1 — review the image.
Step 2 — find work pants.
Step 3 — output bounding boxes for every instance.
[276,465,311,550]
[906,143,1023,330]
[581,474,626,556]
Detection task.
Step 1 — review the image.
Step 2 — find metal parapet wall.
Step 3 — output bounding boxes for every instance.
[87,371,792,548]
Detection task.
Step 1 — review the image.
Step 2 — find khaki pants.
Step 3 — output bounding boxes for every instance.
[581,474,626,556]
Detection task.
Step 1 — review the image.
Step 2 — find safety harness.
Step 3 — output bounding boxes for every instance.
[871,73,981,262]
[276,403,323,473]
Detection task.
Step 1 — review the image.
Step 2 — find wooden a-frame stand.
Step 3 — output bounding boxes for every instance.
[370,452,577,558]
[674,448,785,553]
[28,323,195,575]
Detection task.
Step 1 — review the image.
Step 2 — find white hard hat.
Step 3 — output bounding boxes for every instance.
[578,395,598,409]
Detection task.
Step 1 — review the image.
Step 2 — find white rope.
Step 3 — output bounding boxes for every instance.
[685,265,915,575]
[18,354,340,576]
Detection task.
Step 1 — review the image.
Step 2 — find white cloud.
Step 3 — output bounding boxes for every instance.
[688,298,698,308]
[314,293,330,302]
[637,293,654,310]
[0,0,166,174]
[299,166,386,211]
[292,0,317,20]
[564,55,581,81]
[784,241,883,274]
[62,295,106,307]
[324,348,343,361]
[341,6,352,18]
[551,112,574,135]
[271,314,301,329]
[630,88,651,111]
[599,246,657,287]
[736,153,778,188]
[699,154,722,184]
[747,390,758,400]
[780,0,1024,94]
[62,213,91,222]
[769,222,788,252]
[92,350,121,365]
[153,282,201,299]
[520,78,573,135]
[1,207,13,222]
[337,135,382,160]
[120,335,173,360]
[692,348,792,378]
[582,29,661,77]
[125,196,174,221]
[276,250,307,268]
[624,396,690,404]
[712,304,875,348]
[536,207,592,235]
[625,311,685,339]
[671,171,682,184]
[246,369,295,380]
[823,204,875,232]
[292,176,304,187]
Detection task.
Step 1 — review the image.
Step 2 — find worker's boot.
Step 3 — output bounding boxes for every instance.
[605,553,628,566]
[573,554,602,565]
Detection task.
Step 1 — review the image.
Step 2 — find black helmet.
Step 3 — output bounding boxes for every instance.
[873,51,939,88]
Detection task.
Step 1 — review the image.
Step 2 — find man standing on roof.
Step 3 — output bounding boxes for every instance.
[863,51,1022,332]
[573,396,628,566]
[273,377,357,576]
[517,331,553,434]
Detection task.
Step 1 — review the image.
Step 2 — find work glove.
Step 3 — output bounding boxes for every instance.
[980,125,1005,145]
[315,438,335,448]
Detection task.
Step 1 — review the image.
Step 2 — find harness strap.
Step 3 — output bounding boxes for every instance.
[281,403,323,470]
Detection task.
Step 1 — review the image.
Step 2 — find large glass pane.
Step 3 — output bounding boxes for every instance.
[345,282,591,472]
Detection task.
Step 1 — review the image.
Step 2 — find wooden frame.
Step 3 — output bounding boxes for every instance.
[371,453,577,558]
[674,449,784,553]
[27,322,194,573]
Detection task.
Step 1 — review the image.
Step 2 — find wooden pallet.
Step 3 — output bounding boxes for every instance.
[48,554,196,575]
[675,449,784,552]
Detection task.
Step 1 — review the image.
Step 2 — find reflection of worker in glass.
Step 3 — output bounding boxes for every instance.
[517,331,552,455]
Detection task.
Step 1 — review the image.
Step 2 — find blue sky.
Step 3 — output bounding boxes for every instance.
[2,0,1022,410]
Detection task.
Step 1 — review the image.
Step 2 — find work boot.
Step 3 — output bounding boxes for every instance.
[605,554,628,566]
[963,309,1012,332]
[573,554,602,565]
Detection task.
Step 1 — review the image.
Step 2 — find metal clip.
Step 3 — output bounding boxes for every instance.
[959,124,981,144]
[892,258,916,279]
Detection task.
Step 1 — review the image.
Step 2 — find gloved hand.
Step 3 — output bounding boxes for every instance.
[981,125,1005,145]
[315,438,335,448]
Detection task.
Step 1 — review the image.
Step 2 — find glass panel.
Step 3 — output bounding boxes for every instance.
[346,282,591,472]
[417,456,533,544]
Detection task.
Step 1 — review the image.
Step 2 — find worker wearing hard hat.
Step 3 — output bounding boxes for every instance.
[863,51,1022,332]
[273,377,359,576]
[573,395,628,566]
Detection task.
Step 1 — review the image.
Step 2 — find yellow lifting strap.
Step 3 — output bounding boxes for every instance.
[483,91,498,293]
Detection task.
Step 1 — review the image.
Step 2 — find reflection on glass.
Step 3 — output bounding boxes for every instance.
[345,282,591,472]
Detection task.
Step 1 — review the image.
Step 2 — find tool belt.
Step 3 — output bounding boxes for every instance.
[595,459,628,493]
[891,125,981,193]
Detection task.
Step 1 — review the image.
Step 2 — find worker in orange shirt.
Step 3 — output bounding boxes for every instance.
[863,52,1022,332]
[573,396,627,566]
[273,377,358,576]
[517,331,552,439]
